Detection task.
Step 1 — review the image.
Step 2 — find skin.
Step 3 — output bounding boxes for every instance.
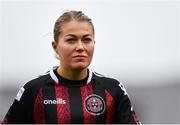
[52,20,95,80]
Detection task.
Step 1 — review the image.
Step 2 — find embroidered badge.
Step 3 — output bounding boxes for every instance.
[85,94,105,116]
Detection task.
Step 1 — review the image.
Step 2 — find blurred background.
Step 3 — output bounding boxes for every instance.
[0,0,179,123]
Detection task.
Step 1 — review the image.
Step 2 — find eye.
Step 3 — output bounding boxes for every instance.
[66,38,76,44]
[83,38,92,43]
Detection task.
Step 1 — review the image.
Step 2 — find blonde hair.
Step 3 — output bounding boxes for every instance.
[53,10,94,42]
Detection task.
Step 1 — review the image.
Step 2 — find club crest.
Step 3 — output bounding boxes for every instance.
[85,94,105,116]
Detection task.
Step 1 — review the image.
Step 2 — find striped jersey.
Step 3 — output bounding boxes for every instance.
[2,67,140,124]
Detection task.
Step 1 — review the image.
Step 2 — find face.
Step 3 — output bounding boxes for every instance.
[52,20,95,71]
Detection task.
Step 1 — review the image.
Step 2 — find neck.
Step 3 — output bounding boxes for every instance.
[57,66,88,80]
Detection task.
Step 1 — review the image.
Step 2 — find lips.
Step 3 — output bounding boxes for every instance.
[72,55,87,58]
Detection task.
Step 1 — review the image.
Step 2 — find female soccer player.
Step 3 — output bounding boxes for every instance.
[2,10,140,124]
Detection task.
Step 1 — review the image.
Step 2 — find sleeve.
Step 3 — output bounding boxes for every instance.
[1,85,33,124]
[114,82,141,124]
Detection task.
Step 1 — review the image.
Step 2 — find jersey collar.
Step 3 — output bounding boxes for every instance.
[49,66,93,84]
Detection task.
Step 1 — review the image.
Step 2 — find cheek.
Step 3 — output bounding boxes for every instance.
[57,43,72,57]
[87,44,95,57]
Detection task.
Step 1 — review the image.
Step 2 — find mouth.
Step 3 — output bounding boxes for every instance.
[72,55,87,59]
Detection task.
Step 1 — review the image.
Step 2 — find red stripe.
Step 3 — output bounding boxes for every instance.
[81,83,96,123]
[34,88,46,123]
[55,84,71,123]
[133,112,140,123]
[105,90,115,123]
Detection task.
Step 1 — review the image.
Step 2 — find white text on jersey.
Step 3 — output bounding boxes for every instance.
[43,98,66,105]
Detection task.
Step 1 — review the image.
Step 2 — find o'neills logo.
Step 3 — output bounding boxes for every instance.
[43,98,66,105]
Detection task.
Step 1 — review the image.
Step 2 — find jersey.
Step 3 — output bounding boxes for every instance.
[2,67,140,124]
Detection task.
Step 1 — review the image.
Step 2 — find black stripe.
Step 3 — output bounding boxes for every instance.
[92,80,106,123]
[43,84,58,123]
[96,77,124,102]
[68,87,83,123]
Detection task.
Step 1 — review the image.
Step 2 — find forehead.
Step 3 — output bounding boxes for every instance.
[60,20,93,36]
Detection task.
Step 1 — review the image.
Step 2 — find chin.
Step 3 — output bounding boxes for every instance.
[71,63,89,70]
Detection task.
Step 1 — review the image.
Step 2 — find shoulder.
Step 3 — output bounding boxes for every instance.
[92,71,128,97]
[15,73,52,101]
[92,71,123,88]
[93,72,119,86]
[23,73,52,90]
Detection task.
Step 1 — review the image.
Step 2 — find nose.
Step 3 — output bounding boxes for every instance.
[75,40,84,51]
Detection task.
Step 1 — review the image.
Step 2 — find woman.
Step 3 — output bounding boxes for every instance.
[2,10,140,124]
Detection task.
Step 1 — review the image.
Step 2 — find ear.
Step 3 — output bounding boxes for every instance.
[52,41,58,53]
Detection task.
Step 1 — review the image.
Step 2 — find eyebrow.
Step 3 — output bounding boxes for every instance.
[65,34,76,37]
[65,34,92,37]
